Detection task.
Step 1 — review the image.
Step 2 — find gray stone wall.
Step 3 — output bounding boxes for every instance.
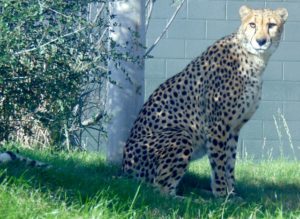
[145,0,300,159]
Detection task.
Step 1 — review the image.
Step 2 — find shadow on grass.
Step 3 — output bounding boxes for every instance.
[0,151,197,216]
[181,168,300,211]
[1,151,300,216]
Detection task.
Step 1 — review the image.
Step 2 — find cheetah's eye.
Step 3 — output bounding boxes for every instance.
[249,22,256,28]
[268,23,277,29]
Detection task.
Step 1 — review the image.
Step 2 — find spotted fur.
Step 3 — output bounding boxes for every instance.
[122,6,288,197]
[0,151,51,169]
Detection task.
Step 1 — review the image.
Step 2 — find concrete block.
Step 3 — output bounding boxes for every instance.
[263,139,300,160]
[263,61,283,81]
[145,58,166,79]
[188,0,225,19]
[227,1,265,20]
[283,102,300,120]
[263,119,300,140]
[242,140,264,160]
[145,78,165,98]
[284,22,300,42]
[151,0,187,19]
[266,2,300,21]
[166,59,190,77]
[284,62,300,81]
[263,120,282,141]
[168,20,206,39]
[262,81,300,101]
[281,121,300,140]
[242,139,297,160]
[147,39,185,58]
[240,120,263,139]
[272,42,300,61]
[147,19,168,39]
[185,39,214,59]
[252,101,282,120]
[207,20,240,40]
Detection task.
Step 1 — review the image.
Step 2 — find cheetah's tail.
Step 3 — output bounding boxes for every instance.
[0,151,52,169]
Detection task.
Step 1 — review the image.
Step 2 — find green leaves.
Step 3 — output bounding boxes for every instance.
[0,0,109,148]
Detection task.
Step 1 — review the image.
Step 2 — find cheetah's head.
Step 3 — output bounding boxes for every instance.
[238,5,288,56]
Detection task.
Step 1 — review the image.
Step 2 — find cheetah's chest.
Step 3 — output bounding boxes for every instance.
[232,73,263,130]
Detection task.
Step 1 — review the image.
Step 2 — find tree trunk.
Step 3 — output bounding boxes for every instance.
[106,0,145,164]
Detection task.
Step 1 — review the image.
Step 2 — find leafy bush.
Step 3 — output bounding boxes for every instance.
[0,0,108,149]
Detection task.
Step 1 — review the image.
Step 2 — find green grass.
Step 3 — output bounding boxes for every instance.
[0,147,300,218]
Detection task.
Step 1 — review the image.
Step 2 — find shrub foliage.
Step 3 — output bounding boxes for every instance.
[0,0,108,149]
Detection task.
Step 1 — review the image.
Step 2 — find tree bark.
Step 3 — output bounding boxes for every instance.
[107,0,145,164]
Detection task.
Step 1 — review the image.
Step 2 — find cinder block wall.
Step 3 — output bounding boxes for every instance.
[145,0,300,160]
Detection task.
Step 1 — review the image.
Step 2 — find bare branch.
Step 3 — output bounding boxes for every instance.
[96,27,108,47]
[47,7,72,19]
[81,111,105,127]
[144,0,186,57]
[80,89,96,98]
[83,127,100,144]
[38,0,71,19]
[93,3,106,23]
[145,0,151,8]
[145,0,154,32]
[15,27,86,55]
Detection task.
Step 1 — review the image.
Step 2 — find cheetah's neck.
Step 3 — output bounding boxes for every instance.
[232,34,270,78]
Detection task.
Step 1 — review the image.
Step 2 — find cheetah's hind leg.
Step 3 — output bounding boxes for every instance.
[153,130,193,197]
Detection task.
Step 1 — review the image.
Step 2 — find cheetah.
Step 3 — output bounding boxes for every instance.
[122,6,288,197]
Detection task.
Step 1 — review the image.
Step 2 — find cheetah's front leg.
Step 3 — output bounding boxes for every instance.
[224,133,239,194]
[207,131,239,197]
[207,138,228,197]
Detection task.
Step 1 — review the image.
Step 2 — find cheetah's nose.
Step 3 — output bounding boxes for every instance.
[256,38,267,46]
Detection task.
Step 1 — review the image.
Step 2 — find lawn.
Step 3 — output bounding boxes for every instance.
[0,147,300,218]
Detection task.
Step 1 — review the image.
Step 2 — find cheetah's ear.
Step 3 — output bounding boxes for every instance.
[239,5,252,19]
[275,8,288,23]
